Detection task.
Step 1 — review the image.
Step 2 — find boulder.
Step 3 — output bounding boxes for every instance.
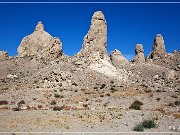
[110,49,129,66]
[131,44,145,63]
[18,21,62,61]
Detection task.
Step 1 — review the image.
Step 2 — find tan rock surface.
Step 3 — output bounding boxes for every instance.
[110,49,129,66]
[146,34,166,61]
[0,51,8,60]
[18,21,62,61]
[131,44,145,63]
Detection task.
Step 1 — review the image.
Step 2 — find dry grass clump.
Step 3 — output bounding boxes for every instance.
[129,100,143,110]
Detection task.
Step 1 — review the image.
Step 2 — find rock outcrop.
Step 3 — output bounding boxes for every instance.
[18,21,62,61]
[131,44,145,63]
[110,49,129,67]
[146,34,166,61]
[0,51,8,60]
[73,11,108,65]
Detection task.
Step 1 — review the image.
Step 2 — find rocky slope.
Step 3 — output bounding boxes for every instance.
[0,11,179,134]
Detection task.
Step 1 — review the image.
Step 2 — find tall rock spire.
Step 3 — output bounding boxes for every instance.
[146,34,166,61]
[74,11,108,64]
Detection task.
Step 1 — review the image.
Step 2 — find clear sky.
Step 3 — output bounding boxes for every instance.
[0,1,180,60]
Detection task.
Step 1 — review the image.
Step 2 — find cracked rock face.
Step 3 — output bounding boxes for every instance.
[146,34,166,61]
[18,21,62,61]
[110,49,129,67]
[131,44,145,63]
[74,11,108,64]
[0,51,8,60]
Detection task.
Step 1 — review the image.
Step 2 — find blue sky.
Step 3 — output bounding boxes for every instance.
[0,1,180,60]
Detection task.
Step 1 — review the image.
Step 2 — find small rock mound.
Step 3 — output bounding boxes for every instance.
[0,51,8,60]
[110,49,129,67]
[146,34,166,61]
[18,21,62,61]
[131,44,145,63]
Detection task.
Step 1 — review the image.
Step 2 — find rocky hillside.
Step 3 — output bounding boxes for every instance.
[0,11,179,133]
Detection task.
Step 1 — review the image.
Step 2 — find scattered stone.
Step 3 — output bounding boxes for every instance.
[7,74,18,79]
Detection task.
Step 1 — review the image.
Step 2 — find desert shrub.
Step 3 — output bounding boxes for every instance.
[12,107,21,111]
[72,82,78,86]
[100,84,106,89]
[110,80,114,84]
[83,104,88,108]
[133,124,144,132]
[50,100,56,105]
[0,100,8,105]
[142,119,157,129]
[53,106,64,111]
[133,119,157,132]
[38,105,43,109]
[174,100,180,106]
[156,98,161,101]
[129,100,143,110]
[54,93,63,98]
[110,87,117,93]
[106,93,111,96]
[17,100,25,105]
[100,94,104,98]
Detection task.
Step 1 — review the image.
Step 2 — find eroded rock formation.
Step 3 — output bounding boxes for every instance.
[73,11,108,65]
[131,44,145,63]
[110,49,129,67]
[18,21,62,61]
[146,34,166,61]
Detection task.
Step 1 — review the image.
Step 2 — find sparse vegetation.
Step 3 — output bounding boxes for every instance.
[0,100,8,105]
[133,124,144,132]
[50,100,56,105]
[53,106,64,111]
[174,100,180,106]
[54,93,63,98]
[72,82,78,86]
[133,119,157,132]
[100,84,106,89]
[12,107,21,111]
[129,100,143,110]
[17,100,25,105]
[38,105,42,109]
[106,93,110,96]
[83,104,88,108]
[110,87,117,93]
[142,119,157,129]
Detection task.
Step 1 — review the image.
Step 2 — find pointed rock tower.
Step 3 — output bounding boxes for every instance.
[110,49,129,67]
[72,11,108,66]
[131,44,145,63]
[146,34,166,61]
[18,21,62,61]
